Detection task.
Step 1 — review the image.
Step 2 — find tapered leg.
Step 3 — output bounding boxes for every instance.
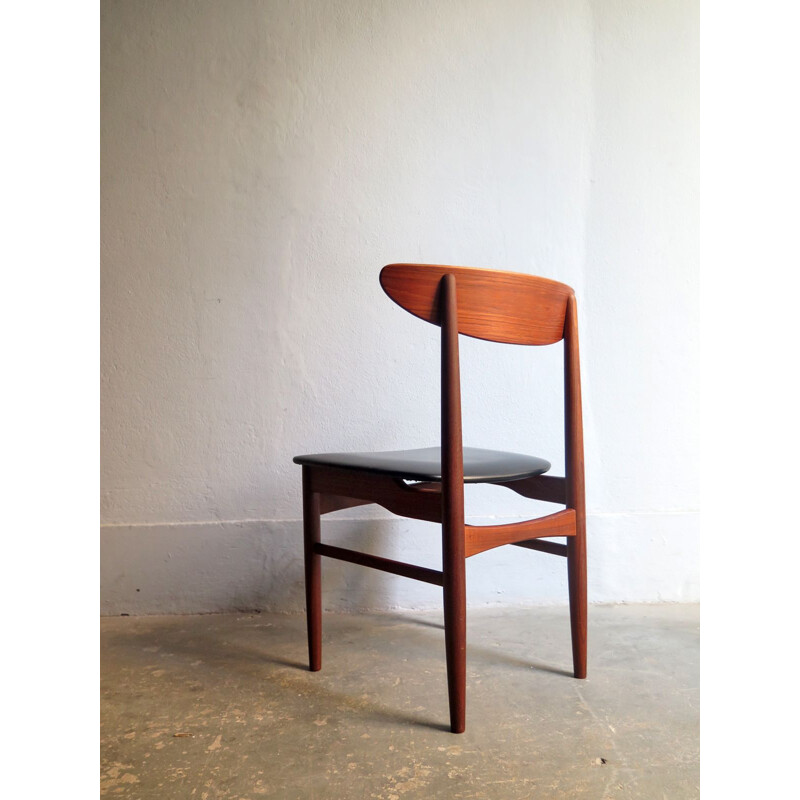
[567,526,587,679]
[440,271,466,732]
[443,557,466,733]
[302,467,322,671]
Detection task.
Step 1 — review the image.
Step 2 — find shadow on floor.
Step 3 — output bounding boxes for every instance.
[102,608,574,731]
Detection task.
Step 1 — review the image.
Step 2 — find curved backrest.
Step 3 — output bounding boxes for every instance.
[380,263,573,345]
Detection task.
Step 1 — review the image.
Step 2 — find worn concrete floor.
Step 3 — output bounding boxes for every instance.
[101,604,698,799]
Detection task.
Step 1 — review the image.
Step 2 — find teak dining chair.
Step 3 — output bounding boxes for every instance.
[293,263,586,734]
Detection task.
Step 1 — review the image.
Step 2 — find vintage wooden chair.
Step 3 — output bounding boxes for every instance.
[293,263,586,733]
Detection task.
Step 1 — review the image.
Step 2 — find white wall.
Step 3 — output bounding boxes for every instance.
[101,0,698,614]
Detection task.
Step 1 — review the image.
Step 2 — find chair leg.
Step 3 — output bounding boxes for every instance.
[302,468,321,672]
[567,528,587,679]
[443,560,466,733]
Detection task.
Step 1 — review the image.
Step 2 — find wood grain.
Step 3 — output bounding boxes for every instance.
[302,467,322,671]
[314,542,444,586]
[464,509,577,557]
[307,465,442,523]
[380,263,572,346]
[513,539,569,557]
[491,474,567,504]
[440,273,467,734]
[564,293,587,680]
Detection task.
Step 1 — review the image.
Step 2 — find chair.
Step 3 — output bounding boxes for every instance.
[293,263,586,733]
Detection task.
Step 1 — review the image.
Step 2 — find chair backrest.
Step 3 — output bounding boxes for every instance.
[379,262,584,567]
[379,263,573,345]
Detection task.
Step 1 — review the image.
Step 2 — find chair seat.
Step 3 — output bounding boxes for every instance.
[293,446,550,484]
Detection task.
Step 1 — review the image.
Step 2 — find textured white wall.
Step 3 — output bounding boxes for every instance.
[101,0,698,614]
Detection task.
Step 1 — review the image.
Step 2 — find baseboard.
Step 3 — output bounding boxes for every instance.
[101,511,699,616]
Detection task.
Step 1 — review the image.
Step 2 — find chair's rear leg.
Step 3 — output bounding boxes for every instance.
[443,559,466,733]
[567,528,587,679]
[302,467,322,671]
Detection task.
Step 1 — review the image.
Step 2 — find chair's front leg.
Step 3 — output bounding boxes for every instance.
[443,537,466,733]
[302,467,322,671]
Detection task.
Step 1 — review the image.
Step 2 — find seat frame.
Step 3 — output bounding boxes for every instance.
[299,265,586,734]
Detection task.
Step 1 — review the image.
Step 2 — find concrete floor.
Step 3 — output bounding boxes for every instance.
[101,604,698,799]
